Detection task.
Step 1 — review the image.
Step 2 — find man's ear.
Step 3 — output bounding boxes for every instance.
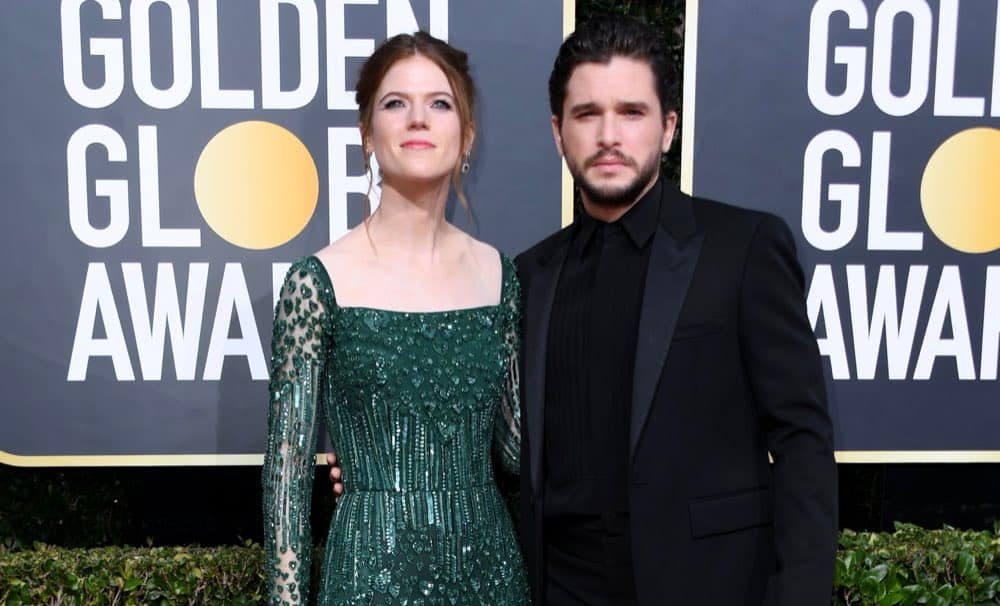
[550,115,564,156]
[661,110,679,154]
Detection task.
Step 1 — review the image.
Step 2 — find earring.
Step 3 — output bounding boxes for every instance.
[460,150,471,174]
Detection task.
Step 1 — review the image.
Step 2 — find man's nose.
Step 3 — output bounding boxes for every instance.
[597,115,620,147]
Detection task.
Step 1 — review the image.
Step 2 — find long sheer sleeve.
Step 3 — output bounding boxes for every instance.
[492,263,522,476]
[262,261,329,606]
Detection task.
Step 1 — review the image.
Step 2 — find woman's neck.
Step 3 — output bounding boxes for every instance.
[366,178,453,260]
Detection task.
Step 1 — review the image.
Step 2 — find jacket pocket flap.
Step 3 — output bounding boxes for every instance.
[672,320,725,341]
[689,487,773,538]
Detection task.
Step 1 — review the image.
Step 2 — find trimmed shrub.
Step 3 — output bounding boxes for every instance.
[836,523,1000,605]
[0,543,268,606]
[3,525,999,605]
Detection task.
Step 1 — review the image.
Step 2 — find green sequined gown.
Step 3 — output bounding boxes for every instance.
[263,255,529,605]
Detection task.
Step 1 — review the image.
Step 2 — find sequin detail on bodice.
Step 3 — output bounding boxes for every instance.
[263,255,527,605]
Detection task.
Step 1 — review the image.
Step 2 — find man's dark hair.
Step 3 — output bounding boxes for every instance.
[548,15,677,123]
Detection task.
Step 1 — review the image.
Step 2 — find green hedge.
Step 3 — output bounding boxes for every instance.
[0,543,268,606]
[836,523,1000,605]
[3,525,999,605]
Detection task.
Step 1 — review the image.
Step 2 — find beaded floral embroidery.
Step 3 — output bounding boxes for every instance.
[263,255,527,605]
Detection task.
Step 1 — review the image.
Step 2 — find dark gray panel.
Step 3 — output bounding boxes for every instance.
[690,1,1000,451]
[0,0,564,459]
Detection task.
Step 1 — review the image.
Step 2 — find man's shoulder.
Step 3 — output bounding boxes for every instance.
[690,193,774,228]
[514,225,573,273]
[687,192,793,241]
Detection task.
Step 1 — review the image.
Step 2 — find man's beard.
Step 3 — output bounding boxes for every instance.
[567,149,660,208]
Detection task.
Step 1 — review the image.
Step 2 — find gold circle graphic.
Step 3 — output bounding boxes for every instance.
[920,127,1000,254]
[194,121,318,250]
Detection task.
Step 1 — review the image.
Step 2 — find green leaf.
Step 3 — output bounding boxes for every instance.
[956,552,975,578]
[877,589,903,606]
[860,575,881,598]
[925,595,948,606]
[871,563,890,582]
[935,582,954,601]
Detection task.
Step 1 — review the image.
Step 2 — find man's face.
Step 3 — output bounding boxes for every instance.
[552,57,677,209]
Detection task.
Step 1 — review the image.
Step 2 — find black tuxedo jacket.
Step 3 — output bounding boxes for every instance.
[515,184,838,606]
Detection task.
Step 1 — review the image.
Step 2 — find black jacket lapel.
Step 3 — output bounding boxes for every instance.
[630,187,704,458]
[524,238,570,496]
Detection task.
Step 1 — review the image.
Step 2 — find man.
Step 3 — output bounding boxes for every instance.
[332,15,837,605]
[515,15,837,605]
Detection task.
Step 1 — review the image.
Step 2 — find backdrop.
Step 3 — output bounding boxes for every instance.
[683,0,1000,460]
[0,0,568,465]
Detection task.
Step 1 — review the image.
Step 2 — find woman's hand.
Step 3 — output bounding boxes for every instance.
[327,452,344,497]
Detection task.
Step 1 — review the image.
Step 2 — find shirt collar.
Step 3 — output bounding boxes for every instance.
[573,178,662,253]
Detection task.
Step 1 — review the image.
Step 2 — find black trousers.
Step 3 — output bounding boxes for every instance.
[543,513,637,606]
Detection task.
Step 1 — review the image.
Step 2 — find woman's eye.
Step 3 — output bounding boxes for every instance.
[383,99,404,109]
[431,99,453,110]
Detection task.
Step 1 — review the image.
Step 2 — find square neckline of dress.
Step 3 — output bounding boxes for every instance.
[306,250,509,316]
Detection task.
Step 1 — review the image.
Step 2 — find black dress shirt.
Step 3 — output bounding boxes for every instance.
[543,179,660,517]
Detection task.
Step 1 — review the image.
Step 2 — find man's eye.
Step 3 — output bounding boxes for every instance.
[431,99,453,110]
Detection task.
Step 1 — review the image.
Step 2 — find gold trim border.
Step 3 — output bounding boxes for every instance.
[834,451,1000,463]
[560,0,576,227]
[561,162,573,227]
[680,0,698,195]
[0,450,332,468]
[6,448,1000,467]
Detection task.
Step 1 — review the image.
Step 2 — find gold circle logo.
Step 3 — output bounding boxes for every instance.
[920,127,1000,254]
[194,121,318,250]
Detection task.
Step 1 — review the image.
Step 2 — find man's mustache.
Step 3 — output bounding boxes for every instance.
[584,150,637,169]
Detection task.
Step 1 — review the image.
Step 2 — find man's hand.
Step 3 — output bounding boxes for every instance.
[327,452,344,497]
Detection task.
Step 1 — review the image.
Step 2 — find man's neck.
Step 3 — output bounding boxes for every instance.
[580,176,659,223]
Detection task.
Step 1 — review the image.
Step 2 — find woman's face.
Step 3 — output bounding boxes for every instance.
[367,54,465,188]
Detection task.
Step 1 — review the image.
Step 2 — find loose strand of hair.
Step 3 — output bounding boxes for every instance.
[362,153,378,257]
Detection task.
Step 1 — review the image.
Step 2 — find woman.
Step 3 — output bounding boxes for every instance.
[262,32,528,605]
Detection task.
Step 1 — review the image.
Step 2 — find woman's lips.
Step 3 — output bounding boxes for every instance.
[401,140,434,149]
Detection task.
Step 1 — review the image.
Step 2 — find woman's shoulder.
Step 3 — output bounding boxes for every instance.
[275,255,338,315]
[311,228,379,289]
[453,233,511,283]
[454,233,520,310]
[457,233,499,265]
[312,226,373,268]
[282,233,371,311]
